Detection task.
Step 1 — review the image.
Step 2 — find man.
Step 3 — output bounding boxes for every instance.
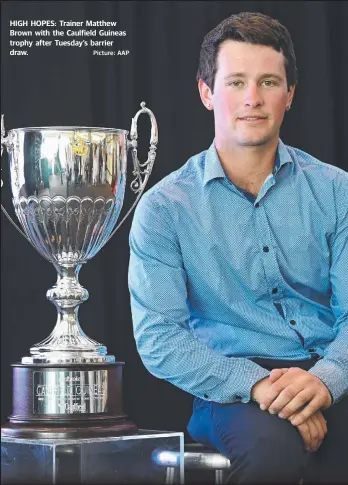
[128,12,348,485]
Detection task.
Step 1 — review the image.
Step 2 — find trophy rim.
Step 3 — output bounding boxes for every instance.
[8,126,129,134]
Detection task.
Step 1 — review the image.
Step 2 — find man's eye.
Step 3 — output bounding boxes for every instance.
[228,81,243,87]
[263,80,276,86]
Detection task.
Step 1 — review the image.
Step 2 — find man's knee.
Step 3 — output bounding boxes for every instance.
[229,431,306,483]
[191,400,308,484]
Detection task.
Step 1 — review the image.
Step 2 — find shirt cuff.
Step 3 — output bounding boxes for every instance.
[226,359,271,404]
[308,359,347,404]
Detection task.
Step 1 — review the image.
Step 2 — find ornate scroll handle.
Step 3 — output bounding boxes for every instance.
[1,115,35,245]
[128,101,158,194]
[104,101,158,241]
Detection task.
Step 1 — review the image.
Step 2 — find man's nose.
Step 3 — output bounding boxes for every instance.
[244,84,263,108]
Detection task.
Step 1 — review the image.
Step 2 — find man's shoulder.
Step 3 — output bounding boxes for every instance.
[141,148,208,205]
[286,143,348,184]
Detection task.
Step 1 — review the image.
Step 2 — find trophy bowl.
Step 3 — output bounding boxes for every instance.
[1,103,158,439]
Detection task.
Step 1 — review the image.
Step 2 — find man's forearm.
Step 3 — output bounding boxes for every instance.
[133,305,270,403]
[308,322,348,404]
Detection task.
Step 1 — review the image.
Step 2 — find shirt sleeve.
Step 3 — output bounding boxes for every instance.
[308,177,348,404]
[128,191,270,404]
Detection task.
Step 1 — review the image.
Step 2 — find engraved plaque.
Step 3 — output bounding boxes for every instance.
[33,370,108,414]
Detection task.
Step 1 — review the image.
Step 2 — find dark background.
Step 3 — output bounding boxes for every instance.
[1,0,348,434]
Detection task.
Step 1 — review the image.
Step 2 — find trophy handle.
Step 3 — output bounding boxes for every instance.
[1,115,38,247]
[104,101,158,241]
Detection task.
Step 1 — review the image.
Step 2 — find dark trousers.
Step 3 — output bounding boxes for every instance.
[187,357,348,485]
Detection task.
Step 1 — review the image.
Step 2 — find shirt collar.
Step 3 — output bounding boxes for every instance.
[203,138,293,186]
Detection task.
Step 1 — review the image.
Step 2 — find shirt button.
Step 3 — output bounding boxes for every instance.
[272,288,278,294]
[203,393,209,398]
[308,348,315,352]
[290,320,296,325]
[235,395,242,400]
[263,246,269,252]
[255,202,260,208]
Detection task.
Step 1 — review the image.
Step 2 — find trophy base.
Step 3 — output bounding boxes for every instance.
[1,420,138,440]
[3,362,138,439]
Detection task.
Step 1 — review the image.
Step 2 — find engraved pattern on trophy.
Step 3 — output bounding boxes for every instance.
[1,104,158,437]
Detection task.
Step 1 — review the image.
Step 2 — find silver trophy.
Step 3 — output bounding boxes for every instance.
[1,103,158,439]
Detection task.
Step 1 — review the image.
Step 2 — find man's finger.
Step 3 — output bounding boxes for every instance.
[314,413,327,443]
[319,413,328,436]
[268,368,289,383]
[305,416,317,452]
[264,384,306,414]
[290,397,323,426]
[259,385,286,410]
[276,389,312,418]
[309,413,323,452]
[297,421,311,451]
[259,373,295,409]
[296,413,321,452]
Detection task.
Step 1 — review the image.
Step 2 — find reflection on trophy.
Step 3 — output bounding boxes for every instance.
[1,103,158,439]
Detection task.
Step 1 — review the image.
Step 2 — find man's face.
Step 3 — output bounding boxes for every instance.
[199,40,295,148]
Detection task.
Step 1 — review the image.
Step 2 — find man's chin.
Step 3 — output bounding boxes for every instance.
[237,134,274,147]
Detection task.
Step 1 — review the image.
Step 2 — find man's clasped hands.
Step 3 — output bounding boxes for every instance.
[251,367,332,452]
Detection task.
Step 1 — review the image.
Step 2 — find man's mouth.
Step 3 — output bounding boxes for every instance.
[238,117,267,121]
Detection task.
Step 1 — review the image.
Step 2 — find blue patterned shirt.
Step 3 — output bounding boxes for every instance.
[128,139,348,405]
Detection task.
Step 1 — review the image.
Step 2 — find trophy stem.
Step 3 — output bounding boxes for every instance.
[24,264,111,363]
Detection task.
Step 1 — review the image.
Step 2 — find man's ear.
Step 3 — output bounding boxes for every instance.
[287,84,296,109]
[198,79,214,110]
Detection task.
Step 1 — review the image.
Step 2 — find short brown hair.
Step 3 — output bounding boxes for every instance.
[197,12,298,92]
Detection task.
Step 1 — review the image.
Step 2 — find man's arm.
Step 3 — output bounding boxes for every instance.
[306,177,348,404]
[257,177,348,424]
[128,191,270,403]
